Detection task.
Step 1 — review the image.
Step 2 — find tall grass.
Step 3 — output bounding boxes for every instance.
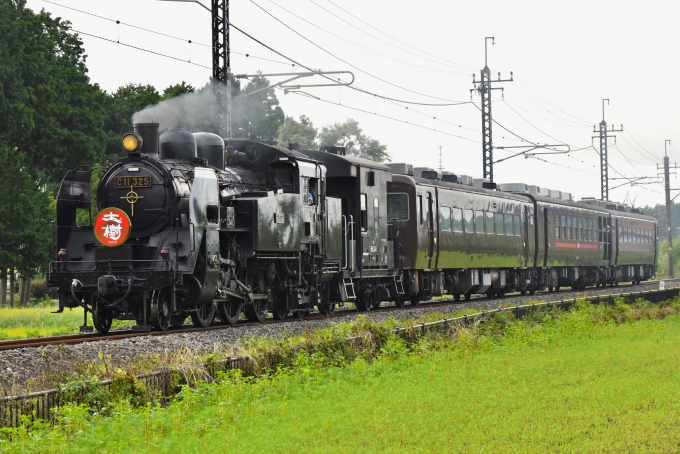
[3,299,680,452]
[0,302,132,340]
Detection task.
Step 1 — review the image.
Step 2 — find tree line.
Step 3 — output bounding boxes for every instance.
[0,0,389,300]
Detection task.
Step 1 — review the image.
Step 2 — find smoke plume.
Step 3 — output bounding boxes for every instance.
[132,82,227,134]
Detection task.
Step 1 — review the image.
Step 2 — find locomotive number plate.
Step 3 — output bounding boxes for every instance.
[115,175,152,188]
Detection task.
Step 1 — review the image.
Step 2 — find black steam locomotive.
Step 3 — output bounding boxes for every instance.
[48,123,658,332]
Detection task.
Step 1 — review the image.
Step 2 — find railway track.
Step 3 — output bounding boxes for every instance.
[0,278,676,352]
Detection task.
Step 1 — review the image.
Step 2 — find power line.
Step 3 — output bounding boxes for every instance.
[325,0,477,71]
[508,83,591,127]
[616,134,660,163]
[265,0,470,77]
[308,0,472,73]
[529,155,598,176]
[503,97,589,129]
[501,100,576,146]
[610,143,647,174]
[45,0,292,67]
[72,29,212,70]
[228,20,472,106]
[46,0,213,47]
[514,77,592,125]
[248,0,468,104]
[47,0,471,107]
[287,90,482,144]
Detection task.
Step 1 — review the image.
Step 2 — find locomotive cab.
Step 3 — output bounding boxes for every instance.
[298,147,402,311]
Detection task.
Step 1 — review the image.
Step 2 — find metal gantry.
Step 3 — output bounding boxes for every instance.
[212,0,231,138]
[471,38,512,183]
[592,99,622,201]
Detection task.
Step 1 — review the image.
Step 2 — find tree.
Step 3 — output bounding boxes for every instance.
[317,118,390,162]
[161,81,195,101]
[0,0,107,187]
[0,148,53,290]
[276,115,317,146]
[232,75,285,140]
[103,84,161,161]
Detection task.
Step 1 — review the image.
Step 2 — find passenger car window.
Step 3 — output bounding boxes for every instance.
[464,209,474,233]
[387,193,409,221]
[555,214,560,239]
[440,207,451,231]
[495,213,505,235]
[476,211,485,233]
[505,214,513,236]
[514,215,521,237]
[452,208,463,232]
[566,216,572,240]
[417,195,422,225]
[360,194,368,233]
[373,197,379,230]
[486,211,494,234]
[561,215,566,239]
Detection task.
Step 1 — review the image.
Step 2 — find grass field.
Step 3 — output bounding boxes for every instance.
[5,302,680,453]
[0,303,132,340]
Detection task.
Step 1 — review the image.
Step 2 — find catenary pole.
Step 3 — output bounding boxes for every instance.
[471,38,512,183]
[664,140,674,278]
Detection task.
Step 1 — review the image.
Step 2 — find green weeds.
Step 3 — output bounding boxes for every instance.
[2,298,680,452]
[0,303,132,340]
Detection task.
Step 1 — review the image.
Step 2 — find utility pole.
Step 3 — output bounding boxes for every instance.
[591,99,622,201]
[437,145,444,172]
[471,37,512,183]
[662,140,676,277]
[212,0,231,138]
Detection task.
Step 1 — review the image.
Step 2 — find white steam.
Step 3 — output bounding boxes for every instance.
[132,82,227,134]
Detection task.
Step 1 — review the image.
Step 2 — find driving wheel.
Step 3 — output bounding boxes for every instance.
[151,287,172,331]
[191,302,216,328]
[218,301,242,325]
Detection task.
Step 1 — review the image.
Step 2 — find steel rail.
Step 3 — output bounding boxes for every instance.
[0,278,676,352]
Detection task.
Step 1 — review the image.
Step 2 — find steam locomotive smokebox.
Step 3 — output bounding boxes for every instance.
[133,123,159,157]
[193,132,225,170]
[159,129,197,160]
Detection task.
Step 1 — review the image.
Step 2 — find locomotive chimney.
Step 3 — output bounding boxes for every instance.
[133,123,159,157]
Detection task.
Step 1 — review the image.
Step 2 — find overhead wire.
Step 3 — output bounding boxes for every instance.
[500,100,577,146]
[325,0,477,71]
[45,0,292,67]
[514,77,593,125]
[504,95,590,128]
[47,0,663,190]
[307,0,473,73]
[285,90,482,144]
[592,146,663,195]
[46,0,472,107]
[264,0,470,76]
[247,0,469,104]
[228,20,472,106]
[507,83,591,127]
[72,29,212,70]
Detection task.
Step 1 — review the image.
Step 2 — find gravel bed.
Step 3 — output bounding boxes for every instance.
[0,280,676,392]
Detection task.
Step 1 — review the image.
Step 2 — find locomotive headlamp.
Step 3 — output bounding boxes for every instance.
[122,133,143,153]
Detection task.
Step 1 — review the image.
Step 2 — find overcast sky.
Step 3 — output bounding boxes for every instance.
[26,0,680,208]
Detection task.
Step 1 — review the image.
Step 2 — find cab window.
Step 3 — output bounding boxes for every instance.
[387,193,409,221]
